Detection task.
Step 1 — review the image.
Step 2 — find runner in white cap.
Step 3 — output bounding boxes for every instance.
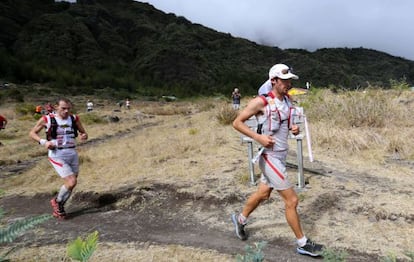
[231,63,324,257]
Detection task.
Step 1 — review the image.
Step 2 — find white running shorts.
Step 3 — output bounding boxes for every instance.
[258,151,292,190]
[48,152,79,178]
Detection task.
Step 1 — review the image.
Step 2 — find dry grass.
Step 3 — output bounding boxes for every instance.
[305,89,414,162]
[6,242,233,262]
[1,89,414,260]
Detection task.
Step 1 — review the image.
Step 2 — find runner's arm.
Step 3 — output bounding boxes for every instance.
[232,97,275,148]
[29,117,46,143]
[75,118,88,141]
[29,117,54,149]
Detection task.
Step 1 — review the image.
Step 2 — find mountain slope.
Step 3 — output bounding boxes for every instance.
[0,0,413,97]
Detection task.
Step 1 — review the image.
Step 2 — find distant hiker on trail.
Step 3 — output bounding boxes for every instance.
[44,102,54,115]
[117,100,124,109]
[231,63,325,257]
[35,105,43,115]
[29,98,88,219]
[0,114,7,130]
[231,88,241,110]
[0,114,7,146]
[86,99,94,112]
[125,98,130,110]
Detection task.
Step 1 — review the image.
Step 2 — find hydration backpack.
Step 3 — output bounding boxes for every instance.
[44,114,78,141]
[256,92,294,135]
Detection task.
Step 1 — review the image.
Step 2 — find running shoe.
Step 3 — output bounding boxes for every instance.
[50,198,66,219]
[296,239,324,257]
[231,213,247,240]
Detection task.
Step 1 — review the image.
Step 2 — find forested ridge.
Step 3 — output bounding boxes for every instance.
[1,0,413,98]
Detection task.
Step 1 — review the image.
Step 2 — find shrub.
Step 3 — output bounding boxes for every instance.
[216,103,238,125]
[390,78,410,91]
[14,103,36,116]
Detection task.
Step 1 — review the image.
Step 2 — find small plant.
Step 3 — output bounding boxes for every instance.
[380,250,414,262]
[390,77,410,91]
[0,212,52,244]
[67,231,99,262]
[405,251,414,261]
[238,173,251,185]
[0,207,52,261]
[297,193,306,202]
[322,247,348,262]
[236,241,267,262]
[381,252,398,262]
[188,128,198,135]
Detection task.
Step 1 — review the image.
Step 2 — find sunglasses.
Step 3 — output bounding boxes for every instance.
[281,67,293,75]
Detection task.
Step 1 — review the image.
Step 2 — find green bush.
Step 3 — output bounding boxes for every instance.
[390,78,410,91]
[15,103,36,116]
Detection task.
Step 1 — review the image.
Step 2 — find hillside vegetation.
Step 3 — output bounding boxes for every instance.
[1,0,414,99]
[0,87,413,261]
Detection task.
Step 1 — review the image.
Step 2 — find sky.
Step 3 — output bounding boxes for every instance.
[140,0,414,61]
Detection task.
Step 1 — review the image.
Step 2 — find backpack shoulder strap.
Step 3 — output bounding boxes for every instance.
[284,95,295,129]
[257,93,272,134]
[46,114,57,141]
[258,93,268,106]
[284,94,293,105]
[70,114,78,138]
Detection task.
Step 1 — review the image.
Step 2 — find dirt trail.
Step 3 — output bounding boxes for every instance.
[0,181,379,261]
[1,117,405,261]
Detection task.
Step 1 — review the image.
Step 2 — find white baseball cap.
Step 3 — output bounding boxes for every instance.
[269,64,299,80]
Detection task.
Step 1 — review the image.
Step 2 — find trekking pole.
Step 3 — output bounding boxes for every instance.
[242,136,256,185]
[251,147,265,164]
[303,115,313,162]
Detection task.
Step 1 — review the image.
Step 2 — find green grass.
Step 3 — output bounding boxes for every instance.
[322,247,348,262]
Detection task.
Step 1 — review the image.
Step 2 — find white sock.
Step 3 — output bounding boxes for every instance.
[56,185,71,203]
[238,213,247,225]
[297,236,308,247]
